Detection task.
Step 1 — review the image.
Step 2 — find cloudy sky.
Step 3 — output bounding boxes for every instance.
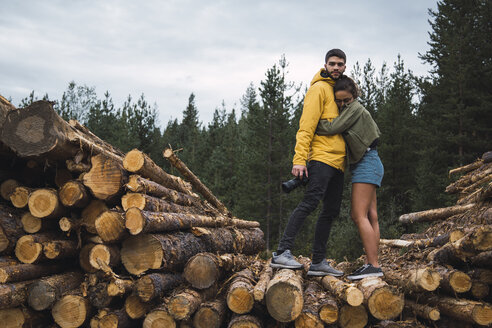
[1,0,438,126]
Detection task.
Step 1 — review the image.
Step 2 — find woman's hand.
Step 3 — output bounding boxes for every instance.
[292,164,308,178]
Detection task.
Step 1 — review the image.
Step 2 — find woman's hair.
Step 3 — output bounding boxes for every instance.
[334,76,359,98]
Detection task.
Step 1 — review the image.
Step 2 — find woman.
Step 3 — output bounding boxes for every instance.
[316,75,384,280]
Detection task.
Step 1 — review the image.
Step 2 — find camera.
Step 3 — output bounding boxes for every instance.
[281,176,309,193]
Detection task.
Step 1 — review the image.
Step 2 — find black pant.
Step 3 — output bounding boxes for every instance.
[278,160,344,263]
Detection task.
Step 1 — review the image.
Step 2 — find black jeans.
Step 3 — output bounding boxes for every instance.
[278,160,344,263]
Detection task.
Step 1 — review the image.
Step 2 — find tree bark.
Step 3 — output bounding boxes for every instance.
[126,174,199,206]
[42,239,79,260]
[265,269,303,323]
[403,298,440,321]
[471,250,492,268]
[66,159,91,173]
[136,273,184,302]
[121,228,264,275]
[95,210,128,243]
[399,203,475,224]
[27,271,84,311]
[469,280,490,299]
[82,154,128,202]
[338,305,368,328]
[0,204,24,254]
[226,268,255,314]
[59,180,91,208]
[124,148,192,195]
[253,259,273,302]
[163,148,230,216]
[356,276,404,320]
[319,275,363,306]
[0,280,33,309]
[28,188,67,219]
[183,252,253,290]
[192,297,226,328]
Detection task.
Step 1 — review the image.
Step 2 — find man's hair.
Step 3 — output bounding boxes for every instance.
[325,49,346,63]
[334,76,359,98]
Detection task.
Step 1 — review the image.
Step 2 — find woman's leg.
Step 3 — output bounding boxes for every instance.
[351,182,379,267]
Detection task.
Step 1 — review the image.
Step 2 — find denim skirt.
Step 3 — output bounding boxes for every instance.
[349,149,384,187]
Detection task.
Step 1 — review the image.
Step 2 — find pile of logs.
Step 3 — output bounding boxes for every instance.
[0,97,490,327]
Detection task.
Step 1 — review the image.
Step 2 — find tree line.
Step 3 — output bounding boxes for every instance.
[11,0,491,261]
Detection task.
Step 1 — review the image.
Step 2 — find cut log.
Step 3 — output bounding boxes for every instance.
[126,208,258,235]
[59,180,91,208]
[422,294,492,326]
[227,314,262,328]
[467,268,492,284]
[89,243,120,270]
[338,305,368,328]
[404,298,440,321]
[125,294,151,319]
[253,259,273,302]
[82,154,127,202]
[136,273,183,302]
[446,166,492,194]
[163,148,229,216]
[121,192,204,214]
[28,188,67,219]
[357,276,404,320]
[0,280,33,309]
[380,232,455,249]
[399,203,475,224]
[192,297,226,328]
[449,160,484,177]
[79,243,98,273]
[168,287,217,321]
[121,228,264,275]
[59,216,82,233]
[0,205,24,254]
[471,250,492,268]
[0,307,49,328]
[21,212,57,233]
[27,271,84,311]
[469,280,490,299]
[183,252,253,290]
[265,269,303,323]
[52,294,91,328]
[124,148,192,196]
[9,186,31,208]
[95,210,128,243]
[107,278,134,297]
[0,261,67,283]
[0,179,19,201]
[295,281,338,328]
[381,265,441,293]
[90,309,108,328]
[434,266,472,294]
[87,278,114,309]
[126,174,199,206]
[143,305,176,328]
[43,239,79,260]
[226,268,255,314]
[319,275,363,306]
[81,199,109,234]
[14,232,60,264]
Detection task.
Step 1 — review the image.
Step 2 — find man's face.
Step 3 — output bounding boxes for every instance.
[324,56,346,80]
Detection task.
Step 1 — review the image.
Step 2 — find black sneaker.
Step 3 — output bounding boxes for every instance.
[307,259,343,277]
[270,250,303,269]
[347,264,383,280]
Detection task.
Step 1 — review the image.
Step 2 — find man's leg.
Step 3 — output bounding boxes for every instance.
[277,161,334,253]
[311,167,344,263]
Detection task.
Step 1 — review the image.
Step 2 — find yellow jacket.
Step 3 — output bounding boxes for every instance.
[292,69,346,171]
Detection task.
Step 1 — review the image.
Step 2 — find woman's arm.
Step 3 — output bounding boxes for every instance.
[316,101,364,135]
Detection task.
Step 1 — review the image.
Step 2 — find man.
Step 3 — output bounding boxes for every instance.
[271,49,347,276]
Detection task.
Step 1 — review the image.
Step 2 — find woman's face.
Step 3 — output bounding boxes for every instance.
[335,90,354,108]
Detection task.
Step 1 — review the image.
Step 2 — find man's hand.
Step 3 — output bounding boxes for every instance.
[292,164,308,179]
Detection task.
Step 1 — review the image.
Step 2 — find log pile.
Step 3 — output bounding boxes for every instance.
[0,98,490,327]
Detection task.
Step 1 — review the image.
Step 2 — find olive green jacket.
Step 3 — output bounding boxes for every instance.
[316,100,380,165]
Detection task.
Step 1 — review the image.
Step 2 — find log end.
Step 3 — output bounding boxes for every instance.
[346,286,364,307]
[59,181,86,207]
[192,307,221,328]
[52,295,90,328]
[125,207,144,235]
[121,193,146,211]
[121,235,163,275]
[21,213,42,234]
[319,303,338,324]
[0,226,9,253]
[367,286,404,321]
[183,254,219,290]
[28,282,57,311]
[339,305,368,328]
[265,281,303,322]
[0,308,26,327]
[473,303,492,326]
[226,285,254,314]
[168,295,192,320]
[294,313,324,328]
[416,268,441,292]
[125,294,149,319]
[449,271,472,293]
[15,235,42,264]
[143,309,176,328]
[28,189,59,218]
[89,244,112,270]
[123,149,145,172]
[136,275,156,302]
[95,211,125,243]
[10,186,29,208]
[429,308,441,321]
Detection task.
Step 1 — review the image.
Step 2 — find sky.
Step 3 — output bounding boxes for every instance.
[0,0,438,127]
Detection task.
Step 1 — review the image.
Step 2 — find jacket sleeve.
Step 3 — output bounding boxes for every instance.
[315,101,364,135]
[292,84,325,166]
